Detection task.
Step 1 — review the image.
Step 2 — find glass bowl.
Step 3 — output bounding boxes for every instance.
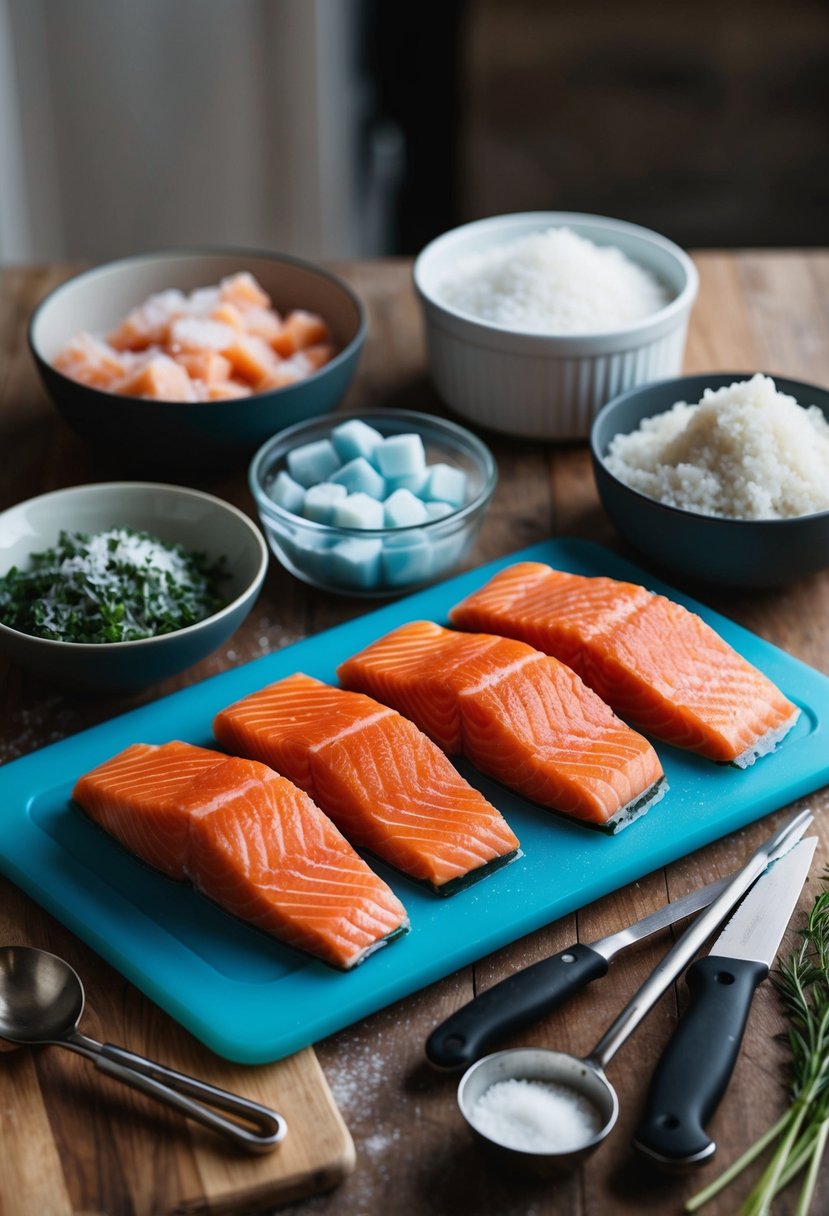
[249,409,497,597]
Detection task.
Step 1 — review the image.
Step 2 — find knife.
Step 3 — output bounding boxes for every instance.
[632,834,817,1170]
[426,869,734,1071]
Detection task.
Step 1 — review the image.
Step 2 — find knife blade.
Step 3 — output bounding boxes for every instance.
[426,870,734,1071]
[632,834,817,1170]
[426,810,812,1072]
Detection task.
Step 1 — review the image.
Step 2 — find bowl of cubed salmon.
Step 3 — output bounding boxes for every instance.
[249,409,497,596]
[28,248,366,471]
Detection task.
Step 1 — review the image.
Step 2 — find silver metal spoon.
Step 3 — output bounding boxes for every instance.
[456,808,812,1175]
[0,946,286,1154]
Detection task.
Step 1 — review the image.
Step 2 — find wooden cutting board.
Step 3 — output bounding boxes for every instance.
[0,877,355,1216]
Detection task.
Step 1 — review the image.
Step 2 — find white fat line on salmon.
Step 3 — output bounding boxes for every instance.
[187,776,266,820]
[306,706,397,752]
[457,650,546,698]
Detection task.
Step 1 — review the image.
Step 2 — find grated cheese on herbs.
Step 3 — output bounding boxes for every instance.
[0,528,227,644]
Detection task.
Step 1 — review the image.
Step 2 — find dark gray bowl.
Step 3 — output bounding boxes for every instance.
[29,248,366,473]
[590,372,829,588]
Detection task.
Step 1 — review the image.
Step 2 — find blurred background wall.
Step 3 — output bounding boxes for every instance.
[1,0,826,264]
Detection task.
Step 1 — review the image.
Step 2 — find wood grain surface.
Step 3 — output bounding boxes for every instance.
[1,252,828,1216]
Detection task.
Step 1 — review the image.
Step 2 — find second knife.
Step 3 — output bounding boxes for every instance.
[632,835,818,1170]
[426,870,733,1070]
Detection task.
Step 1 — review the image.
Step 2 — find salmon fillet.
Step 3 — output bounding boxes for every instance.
[71,741,227,879]
[449,562,800,767]
[213,673,520,893]
[337,623,666,833]
[72,742,408,969]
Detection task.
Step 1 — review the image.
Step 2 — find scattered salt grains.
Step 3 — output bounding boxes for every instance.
[326,1034,391,1115]
[436,227,669,333]
[470,1078,601,1154]
[605,374,829,520]
[363,1127,401,1159]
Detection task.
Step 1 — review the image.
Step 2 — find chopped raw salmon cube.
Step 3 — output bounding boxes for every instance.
[53,332,129,388]
[168,316,237,353]
[107,289,187,351]
[242,306,283,344]
[298,342,337,371]
[187,286,221,316]
[222,334,281,385]
[117,354,198,401]
[174,350,233,384]
[272,310,330,357]
[219,272,272,311]
[209,302,245,331]
[206,379,253,400]
[258,359,308,390]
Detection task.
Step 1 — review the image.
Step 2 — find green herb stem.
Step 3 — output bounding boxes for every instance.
[684,1113,791,1212]
[795,1115,829,1216]
[739,1096,811,1216]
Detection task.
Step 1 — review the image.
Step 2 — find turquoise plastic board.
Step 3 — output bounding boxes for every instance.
[1,539,827,1063]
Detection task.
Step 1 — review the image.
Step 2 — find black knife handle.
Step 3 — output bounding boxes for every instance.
[425,943,609,1070]
[632,955,769,1169]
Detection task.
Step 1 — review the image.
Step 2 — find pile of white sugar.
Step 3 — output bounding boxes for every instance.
[605,374,829,520]
[470,1077,601,1154]
[436,227,669,333]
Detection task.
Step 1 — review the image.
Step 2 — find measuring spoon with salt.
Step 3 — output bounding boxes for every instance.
[456,808,811,1175]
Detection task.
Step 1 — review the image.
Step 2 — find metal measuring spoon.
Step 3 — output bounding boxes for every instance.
[457,808,812,1174]
[0,946,286,1154]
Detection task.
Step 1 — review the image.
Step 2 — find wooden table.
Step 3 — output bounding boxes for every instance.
[1,252,828,1216]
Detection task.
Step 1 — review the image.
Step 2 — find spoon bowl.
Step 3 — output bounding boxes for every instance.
[458,1048,617,1176]
[454,809,811,1173]
[0,946,85,1044]
[0,945,286,1152]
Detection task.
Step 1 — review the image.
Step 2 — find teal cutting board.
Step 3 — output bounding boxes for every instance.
[1,539,827,1064]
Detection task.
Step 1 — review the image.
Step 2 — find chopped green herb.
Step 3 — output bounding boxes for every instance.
[0,528,228,644]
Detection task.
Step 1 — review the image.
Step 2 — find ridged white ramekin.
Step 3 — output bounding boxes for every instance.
[413,212,699,440]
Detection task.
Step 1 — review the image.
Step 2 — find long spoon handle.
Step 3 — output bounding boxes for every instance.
[588,808,811,1071]
[92,1042,287,1153]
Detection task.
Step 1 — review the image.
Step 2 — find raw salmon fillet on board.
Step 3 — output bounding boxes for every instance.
[449,562,799,767]
[72,741,408,969]
[213,673,520,894]
[337,623,666,833]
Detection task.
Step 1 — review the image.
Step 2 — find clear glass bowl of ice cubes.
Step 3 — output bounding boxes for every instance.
[249,409,497,596]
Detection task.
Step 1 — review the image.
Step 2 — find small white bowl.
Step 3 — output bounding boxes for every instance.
[0,482,268,692]
[413,211,698,440]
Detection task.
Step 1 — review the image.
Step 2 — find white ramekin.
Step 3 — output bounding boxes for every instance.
[413,211,699,440]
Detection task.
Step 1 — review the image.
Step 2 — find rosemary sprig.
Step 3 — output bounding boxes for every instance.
[686,868,829,1215]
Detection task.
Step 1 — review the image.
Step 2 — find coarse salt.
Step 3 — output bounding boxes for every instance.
[470,1077,601,1154]
[605,374,829,519]
[436,227,669,334]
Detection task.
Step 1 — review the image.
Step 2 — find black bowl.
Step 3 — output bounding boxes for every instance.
[590,372,829,588]
[29,248,366,473]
